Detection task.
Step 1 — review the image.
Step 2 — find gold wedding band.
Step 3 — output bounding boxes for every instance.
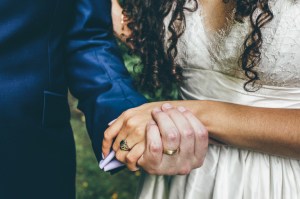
[163,148,180,156]
[120,139,131,151]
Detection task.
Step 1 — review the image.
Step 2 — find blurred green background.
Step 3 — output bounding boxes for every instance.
[72,45,143,199]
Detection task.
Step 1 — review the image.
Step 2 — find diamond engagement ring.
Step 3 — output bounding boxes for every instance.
[120,139,131,151]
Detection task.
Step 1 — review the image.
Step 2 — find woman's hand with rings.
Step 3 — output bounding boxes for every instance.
[102,102,165,171]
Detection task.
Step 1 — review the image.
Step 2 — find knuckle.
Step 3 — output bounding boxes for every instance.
[125,118,137,129]
[103,132,111,141]
[149,143,162,154]
[115,151,123,161]
[194,157,205,168]
[134,127,144,137]
[152,110,166,119]
[166,129,179,142]
[101,141,108,149]
[125,154,136,164]
[195,128,208,140]
[183,110,192,116]
[179,165,192,175]
[112,143,119,152]
[182,128,195,139]
[152,111,161,119]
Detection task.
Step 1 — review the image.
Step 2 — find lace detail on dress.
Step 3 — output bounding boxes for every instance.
[167,0,300,88]
[257,0,300,87]
[205,8,249,79]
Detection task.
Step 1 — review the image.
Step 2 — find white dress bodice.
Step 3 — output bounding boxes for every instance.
[174,0,300,108]
[137,1,300,198]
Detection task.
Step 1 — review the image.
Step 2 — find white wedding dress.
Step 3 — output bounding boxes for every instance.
[136,0,300,198]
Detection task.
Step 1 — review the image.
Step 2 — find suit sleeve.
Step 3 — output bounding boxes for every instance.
[66,0,147,162]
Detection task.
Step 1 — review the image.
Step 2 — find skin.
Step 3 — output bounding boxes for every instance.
[105,0,300,173]
[137,105,208,175]
[103,101,300,170]
[103,102,209,172]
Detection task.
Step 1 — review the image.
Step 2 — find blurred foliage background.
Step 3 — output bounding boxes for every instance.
[71,45,144,199]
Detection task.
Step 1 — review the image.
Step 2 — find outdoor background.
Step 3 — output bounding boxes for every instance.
[72,44,152,199]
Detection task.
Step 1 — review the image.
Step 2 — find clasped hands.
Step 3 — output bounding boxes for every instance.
[102,103,208,175]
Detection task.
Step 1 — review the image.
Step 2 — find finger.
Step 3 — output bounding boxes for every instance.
[162,104,195,156]
[112,126,129,152]
[112,110,147,153]
[138,121,163,173]
[125,141,145,171]
[102,115,124,157]
[113,126,141,164]
[152,108,180,151]
[115,149,129,164]
[112,118,146,153]
[180,108,208,166]
[108,119,116,126]
[116,124,146,153]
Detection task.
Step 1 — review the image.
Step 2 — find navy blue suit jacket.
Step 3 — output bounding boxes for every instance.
[0,0,146,198]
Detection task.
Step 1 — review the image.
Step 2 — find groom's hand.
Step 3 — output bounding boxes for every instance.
[137,104,208,175]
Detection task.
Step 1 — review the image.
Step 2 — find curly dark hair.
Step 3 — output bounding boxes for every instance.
[122,0,273,93]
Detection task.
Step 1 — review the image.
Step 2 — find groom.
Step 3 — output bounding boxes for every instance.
[0,0,146,198]
[0,0,207,198]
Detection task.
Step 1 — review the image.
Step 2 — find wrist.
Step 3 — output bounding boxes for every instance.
[180,100,215,134]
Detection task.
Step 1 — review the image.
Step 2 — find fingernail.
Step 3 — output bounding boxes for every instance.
[162,103,172,110]
[152,108,161,113]
[108,119,116,126]
[177,106,186,112]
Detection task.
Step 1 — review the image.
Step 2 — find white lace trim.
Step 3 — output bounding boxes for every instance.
[165,0,300,88]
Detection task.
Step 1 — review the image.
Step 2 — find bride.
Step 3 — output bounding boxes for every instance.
[103,0,300,198]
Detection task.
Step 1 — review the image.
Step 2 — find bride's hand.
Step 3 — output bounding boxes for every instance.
[102,102,165,159]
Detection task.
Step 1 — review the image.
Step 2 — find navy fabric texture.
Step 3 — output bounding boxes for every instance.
[0,0,146,198]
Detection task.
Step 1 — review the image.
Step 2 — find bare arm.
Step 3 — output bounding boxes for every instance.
[194,100,300,158]
[103,100,300,160]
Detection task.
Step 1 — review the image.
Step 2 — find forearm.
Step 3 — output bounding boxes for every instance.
[103,99,300,162]
[170,100,300,159]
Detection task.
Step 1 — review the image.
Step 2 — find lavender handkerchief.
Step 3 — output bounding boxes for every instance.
[99,151,124,172]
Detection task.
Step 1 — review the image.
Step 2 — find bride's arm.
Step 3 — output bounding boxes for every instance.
[102,100,300,160]
[193,100,300,158]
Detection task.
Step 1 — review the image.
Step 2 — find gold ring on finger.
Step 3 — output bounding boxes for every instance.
[163,147,180,156]
[120,139,131,151]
